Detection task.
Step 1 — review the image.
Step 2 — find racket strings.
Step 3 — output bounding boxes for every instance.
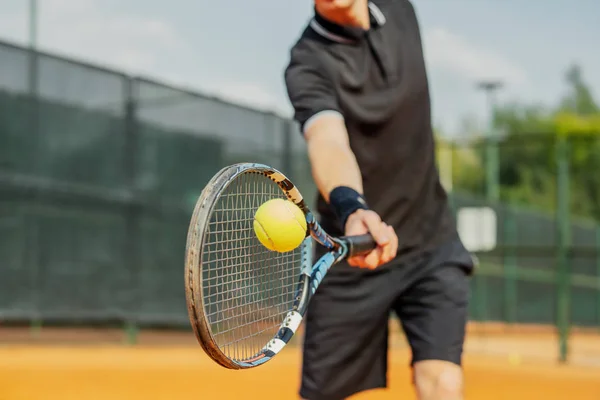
[201,171,299,362]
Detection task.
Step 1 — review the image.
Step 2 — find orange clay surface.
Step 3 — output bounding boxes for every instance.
[0,343,599,400]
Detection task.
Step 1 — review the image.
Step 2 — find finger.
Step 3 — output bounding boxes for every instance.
[363,214,390,246]
[348,255,366,268]
[382,225,397,263]
[389,226,399,259]
[364,247,383,269]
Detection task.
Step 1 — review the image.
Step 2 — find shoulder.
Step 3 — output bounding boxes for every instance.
[284,27,336,101]
[285,27,330,82]
[283,25,342,131]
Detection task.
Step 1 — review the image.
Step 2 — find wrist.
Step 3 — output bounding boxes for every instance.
[328,186,369,230]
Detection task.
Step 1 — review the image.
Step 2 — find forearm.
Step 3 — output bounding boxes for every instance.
[304,116,363,202]
[308,138,363,202]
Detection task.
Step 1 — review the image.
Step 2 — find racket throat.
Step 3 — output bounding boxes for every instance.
[293,252,337,315]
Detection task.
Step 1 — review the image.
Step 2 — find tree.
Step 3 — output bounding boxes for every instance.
[451,64,600,221]
[560,64,599,116]
[435,135,484,195]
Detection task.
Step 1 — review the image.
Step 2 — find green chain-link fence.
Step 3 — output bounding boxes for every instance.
[1,39,598,362]
[438,135,600,362]
[0,40,311,334]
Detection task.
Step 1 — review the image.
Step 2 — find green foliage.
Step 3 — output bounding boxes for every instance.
[494,102,556,135]
[560,64,599,115]
[554,112,600,136]
[436,136,485,195]
[446,64,600,222]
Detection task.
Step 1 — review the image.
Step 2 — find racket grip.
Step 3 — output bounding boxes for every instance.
[342,234,377,257]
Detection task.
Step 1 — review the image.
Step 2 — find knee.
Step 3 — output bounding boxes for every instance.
[413,361,463,400]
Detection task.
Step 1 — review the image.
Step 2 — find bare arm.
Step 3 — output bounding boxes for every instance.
[304,114,362,202]
[284,49,398,267]
[304,113,397,268]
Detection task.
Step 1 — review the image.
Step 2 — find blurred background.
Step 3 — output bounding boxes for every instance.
[1,0,600,399]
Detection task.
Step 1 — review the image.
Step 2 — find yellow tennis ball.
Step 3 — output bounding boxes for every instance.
[253,198,307,253]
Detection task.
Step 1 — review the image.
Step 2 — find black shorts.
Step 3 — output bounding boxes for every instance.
[299,237,474,400]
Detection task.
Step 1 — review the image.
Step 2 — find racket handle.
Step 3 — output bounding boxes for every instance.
[341,234,377,257]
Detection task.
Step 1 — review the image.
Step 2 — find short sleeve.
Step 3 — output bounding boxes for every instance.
[284,45,343,134]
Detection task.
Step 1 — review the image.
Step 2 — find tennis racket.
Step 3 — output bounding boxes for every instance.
[185,162,376,369]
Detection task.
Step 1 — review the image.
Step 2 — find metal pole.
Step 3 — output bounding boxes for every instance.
[29,0,38,50]
[476,81,503,203]
[124,78,139,345]
[283,119,293,179]
[556,136,570,363]
[504,209,517,324]
[596,226,600,330]
[444,142,455,212]
[27,0,41,337]
[28,0,39,96]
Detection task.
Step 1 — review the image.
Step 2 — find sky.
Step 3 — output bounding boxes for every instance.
[0,0,598,136]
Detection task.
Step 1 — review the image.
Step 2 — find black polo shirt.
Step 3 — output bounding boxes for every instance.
[284,0,458,260]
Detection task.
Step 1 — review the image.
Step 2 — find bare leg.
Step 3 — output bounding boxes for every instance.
[413,360,464,400]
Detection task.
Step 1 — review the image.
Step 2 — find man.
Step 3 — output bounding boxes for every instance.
[284,1,475,399]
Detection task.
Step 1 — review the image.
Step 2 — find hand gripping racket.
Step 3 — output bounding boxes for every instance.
[185,163,376,369]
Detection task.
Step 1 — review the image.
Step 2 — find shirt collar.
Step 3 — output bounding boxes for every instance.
[310,2,387,44]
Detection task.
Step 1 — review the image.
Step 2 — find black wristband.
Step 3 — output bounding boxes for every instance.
[328,186,369,230]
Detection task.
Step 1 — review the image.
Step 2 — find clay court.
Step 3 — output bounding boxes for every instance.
[1,323,599,400]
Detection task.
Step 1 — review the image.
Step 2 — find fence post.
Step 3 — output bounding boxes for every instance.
[485,136,500,202]
[504,209,517,324]
[124,77,139,345]
[597,226,600,329]
[27,216,42,337]
[555,135,571,363]
[283,119,293,178]
[478,80,501,203]
[27,29,41,337]
[439,142,454,210]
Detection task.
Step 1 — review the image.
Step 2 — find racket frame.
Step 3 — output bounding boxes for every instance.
[185,163,374,370]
